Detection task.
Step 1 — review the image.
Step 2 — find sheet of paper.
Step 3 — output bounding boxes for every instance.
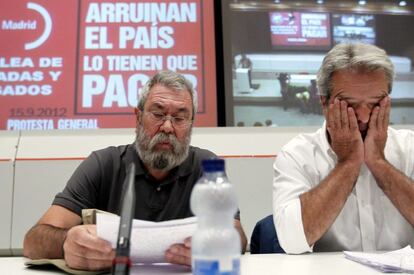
[344,245,414,273]
[96,213,197,263]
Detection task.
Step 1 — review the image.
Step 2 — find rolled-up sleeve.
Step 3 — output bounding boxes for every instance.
[273,149,314,254]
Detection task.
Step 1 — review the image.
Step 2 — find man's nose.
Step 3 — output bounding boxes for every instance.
[354,105,372,123]
[159,118,174,133]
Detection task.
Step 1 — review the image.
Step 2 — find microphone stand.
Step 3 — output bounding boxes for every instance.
[112,163,136,275]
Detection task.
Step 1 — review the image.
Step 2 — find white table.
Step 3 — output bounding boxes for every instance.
[0,253,389,275]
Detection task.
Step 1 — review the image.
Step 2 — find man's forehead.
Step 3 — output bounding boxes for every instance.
[146,85,192,110]
[332,68,388,82]
[331,70,388,91]
[149,84,190,97]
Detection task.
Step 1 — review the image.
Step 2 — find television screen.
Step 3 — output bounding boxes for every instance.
[269,12,331,49]
[332,14,376,44]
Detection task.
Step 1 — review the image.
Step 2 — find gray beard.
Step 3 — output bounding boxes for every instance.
[135,124,191,171]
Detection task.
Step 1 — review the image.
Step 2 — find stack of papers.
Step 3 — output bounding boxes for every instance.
[344,245,414,273]
[96,213,197,263]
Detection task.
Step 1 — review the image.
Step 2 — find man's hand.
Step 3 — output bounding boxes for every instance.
[327,98,364,166]
[63,224,115,271]
[364,96,390,170]
[165,237,191,266]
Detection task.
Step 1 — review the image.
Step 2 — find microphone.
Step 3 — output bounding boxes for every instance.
[112,163,136,275]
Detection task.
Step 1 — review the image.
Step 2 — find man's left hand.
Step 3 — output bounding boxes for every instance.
[165,237,191,266]
[364,96,390,169]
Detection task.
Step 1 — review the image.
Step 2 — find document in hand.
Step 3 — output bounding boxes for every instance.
[96,212,197,264]
[344,246,414,273]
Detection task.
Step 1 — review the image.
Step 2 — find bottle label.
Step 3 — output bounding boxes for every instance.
[193,258,240,275]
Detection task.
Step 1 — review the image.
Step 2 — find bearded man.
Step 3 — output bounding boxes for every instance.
[23,71,247,270]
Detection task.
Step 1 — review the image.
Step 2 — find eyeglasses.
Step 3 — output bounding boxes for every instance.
[145,111,192,128]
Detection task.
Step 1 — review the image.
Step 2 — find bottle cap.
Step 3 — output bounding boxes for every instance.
[202,158,225,172]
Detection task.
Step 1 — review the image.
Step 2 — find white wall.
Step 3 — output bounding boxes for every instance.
[0,131,19,255]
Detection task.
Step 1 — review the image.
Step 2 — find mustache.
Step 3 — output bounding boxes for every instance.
[148,132,179,151]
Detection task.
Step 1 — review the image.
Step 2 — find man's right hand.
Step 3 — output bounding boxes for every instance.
[327,98,364,166]
[63,224,115,271]
[299,98,364,246]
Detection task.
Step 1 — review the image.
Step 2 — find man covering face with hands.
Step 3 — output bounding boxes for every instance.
[273,43,414,254]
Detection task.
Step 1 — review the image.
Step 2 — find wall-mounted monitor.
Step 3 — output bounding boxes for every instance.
[269,11,331,50]
[332,13,376,45]
[223,2,414,127]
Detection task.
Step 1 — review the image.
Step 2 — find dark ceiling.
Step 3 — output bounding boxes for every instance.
[229,0,414,15]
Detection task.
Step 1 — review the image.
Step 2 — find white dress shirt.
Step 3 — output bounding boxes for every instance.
[273,123,414,254]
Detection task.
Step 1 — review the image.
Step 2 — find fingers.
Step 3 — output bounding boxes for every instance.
[369,96,390,133]
[326,98,364,165]
[184,237,192,248]
[340,100,349,128]
[364,97,389,168]
[327,100,335,131]
[377,98,386,131]
[333,98,341,129]
[327,98,351,130]
[66,225,113,259]
[369,106,380,132]
[165,243,191,266]
[380,96,391,130]
[67,241,114,260]
[348,107,358,131]
[65,253,113,271]
[77,226,113,257]
[64,225,115,270]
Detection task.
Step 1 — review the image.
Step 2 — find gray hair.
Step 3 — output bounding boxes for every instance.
[317,43,395,102]
[138,71,198,119]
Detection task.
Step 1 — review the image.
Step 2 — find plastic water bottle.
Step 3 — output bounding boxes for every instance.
[190,159,241,275]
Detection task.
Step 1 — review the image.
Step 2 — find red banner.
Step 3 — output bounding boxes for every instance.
[0,0,217,130]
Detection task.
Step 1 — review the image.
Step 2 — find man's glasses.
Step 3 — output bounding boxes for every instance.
[145,111,192,128]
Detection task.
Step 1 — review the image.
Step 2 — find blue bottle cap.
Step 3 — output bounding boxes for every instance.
[202,158,225,172]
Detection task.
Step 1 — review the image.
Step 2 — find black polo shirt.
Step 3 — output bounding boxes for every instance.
[53,143,219,222]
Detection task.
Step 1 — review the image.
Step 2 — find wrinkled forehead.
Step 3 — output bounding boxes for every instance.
[331,69,388,88]
[329,69,389,99]
[146,85,193,112]
[333,67,389,85]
